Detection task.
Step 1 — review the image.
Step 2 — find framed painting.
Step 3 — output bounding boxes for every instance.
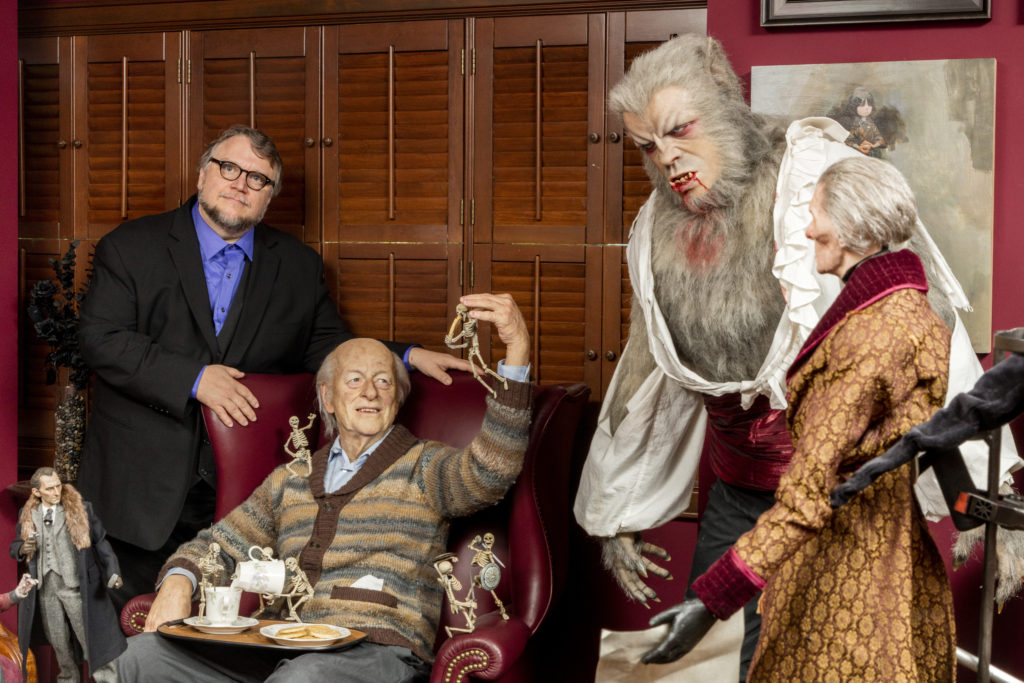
[751,58,996,351]
[761,0,990,27]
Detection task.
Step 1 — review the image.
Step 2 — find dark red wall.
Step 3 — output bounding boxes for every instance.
[2,0,21,637]
[709,1,1024,352]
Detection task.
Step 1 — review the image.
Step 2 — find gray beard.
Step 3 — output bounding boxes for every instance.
[199,196,264,238]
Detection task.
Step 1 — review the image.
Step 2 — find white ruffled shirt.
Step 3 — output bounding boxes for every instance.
[574,117,1020,537]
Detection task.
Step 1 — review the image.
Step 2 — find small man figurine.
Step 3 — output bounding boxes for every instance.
[468,533,508,621]
[196,542,225,623]
[9,467,126,683]
[281,557,315,622]
[284,413,318,478]
[445,303,508,398]
[434,553,478,637]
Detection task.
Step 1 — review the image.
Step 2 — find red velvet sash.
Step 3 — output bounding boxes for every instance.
[703,393,794,491]
[787,249,928,382]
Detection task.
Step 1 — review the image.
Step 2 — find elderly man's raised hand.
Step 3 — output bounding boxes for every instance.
[459,293,530,367]
[196,364,260,428]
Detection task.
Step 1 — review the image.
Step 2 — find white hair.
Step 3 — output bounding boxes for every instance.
[816,156,918,254]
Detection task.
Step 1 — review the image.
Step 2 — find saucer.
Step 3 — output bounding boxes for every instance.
[260,623,350,648]
[184,616,259,635]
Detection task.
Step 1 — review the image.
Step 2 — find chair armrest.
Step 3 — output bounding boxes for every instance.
[120,593,156,636]
[430,612,530,683]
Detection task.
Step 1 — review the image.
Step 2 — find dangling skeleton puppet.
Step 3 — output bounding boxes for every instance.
[573,34,1021,677]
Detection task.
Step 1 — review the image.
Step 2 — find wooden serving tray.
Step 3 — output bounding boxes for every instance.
[157,618,367,653]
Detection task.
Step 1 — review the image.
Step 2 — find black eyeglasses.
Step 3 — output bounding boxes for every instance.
[208,157,275,192]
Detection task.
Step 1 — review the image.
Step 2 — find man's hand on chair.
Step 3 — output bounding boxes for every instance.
[196,364,260,428]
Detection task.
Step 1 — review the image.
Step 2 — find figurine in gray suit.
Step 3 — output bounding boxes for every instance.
[10,468,125,683]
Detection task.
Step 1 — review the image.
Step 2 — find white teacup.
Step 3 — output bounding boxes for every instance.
[204,585,243,625]
[232,546,287,594]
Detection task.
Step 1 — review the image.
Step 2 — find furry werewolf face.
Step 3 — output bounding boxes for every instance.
[622,85,722,212]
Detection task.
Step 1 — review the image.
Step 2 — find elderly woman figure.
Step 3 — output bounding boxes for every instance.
[642,155,957,681]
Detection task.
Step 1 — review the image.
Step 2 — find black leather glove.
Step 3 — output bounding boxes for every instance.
[831,438,916,509]
[641,597,717,665]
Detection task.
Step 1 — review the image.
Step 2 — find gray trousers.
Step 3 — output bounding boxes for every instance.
[37,571,118,683]
[685,480,776,683]
[116,632,430,683]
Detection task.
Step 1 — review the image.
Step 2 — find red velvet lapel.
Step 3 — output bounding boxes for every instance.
[786,249,928,382]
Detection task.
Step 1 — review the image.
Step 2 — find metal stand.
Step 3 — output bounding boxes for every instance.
[968,328,1024,683]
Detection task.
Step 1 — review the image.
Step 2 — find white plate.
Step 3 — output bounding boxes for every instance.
[184,616,259,635]
[260,622,351,648]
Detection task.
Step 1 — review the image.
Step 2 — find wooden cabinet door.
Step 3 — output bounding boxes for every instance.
[187,27,319,245]
[473,15,605,248]
[19,36,67,470]
[18,32,184,471]
[321,20,464,351]
[75,32,184,243]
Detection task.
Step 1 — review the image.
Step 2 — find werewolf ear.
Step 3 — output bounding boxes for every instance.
[701,36,744,102]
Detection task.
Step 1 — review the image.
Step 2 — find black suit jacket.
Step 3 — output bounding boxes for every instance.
[77,196,410,549]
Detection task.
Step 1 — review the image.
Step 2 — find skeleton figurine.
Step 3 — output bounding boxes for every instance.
[468,533,508,621]
[281,557,315,622]
[445,303,508,398]
[283,413,317,478]
[196,542,225,623]
[433,553,478,637]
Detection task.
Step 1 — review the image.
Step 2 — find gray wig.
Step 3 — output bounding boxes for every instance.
[816,156,918,255]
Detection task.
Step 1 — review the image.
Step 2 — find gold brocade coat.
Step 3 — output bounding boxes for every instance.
[733,288,956,682]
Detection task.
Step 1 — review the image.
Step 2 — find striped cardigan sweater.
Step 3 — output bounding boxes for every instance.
[161,379,533,663]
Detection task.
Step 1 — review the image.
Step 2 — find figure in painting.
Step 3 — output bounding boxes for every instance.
[828,86,906,158]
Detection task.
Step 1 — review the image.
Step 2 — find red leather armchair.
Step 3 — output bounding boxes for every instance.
[121,370,589,683]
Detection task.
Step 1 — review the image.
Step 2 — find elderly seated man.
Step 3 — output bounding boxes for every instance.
[116,292,531,683]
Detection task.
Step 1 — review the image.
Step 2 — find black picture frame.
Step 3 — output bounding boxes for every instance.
[761,0,990,27]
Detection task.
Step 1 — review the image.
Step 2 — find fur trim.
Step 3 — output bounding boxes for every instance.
[19,483,92,557]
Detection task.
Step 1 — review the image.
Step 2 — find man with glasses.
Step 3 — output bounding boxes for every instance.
[76,125,469,608]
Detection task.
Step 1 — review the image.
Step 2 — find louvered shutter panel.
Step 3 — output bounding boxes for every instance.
[19,40,61,240]
[84,33,178,240]
[325,244,454,354]
[490,21,590,245]
[484,247,593,386]
[326,22,460,351]
[334,22,455,244]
